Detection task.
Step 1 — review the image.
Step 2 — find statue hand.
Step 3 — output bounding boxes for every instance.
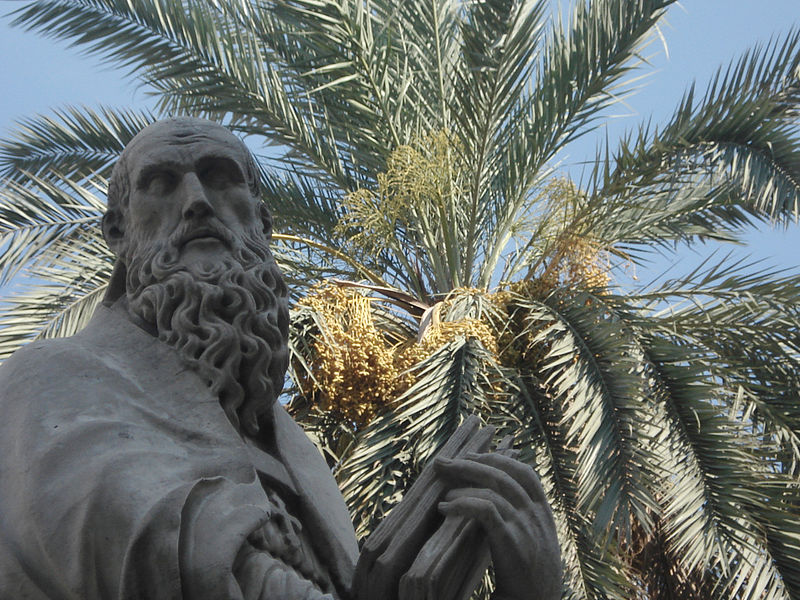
[434,452,561,600]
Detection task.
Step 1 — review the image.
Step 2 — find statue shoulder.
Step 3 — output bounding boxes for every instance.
[0,305,154,404]
[0,321,126,422]
[0,334,93,386]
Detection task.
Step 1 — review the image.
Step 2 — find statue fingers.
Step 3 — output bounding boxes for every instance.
[440,486,520,523]
[437,491,536,585]
[437,494,518,552]
[461,452,547,503]
[434,456,534,512]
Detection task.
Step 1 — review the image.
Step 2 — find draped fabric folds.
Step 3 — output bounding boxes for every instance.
[0,303,358,600]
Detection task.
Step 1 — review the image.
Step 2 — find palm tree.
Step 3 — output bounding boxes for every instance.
[1,0,799,597]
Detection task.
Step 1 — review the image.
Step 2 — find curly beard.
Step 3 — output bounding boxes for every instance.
[123,220,289,437]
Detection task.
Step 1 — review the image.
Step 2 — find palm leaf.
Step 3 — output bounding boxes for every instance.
[0,169,105,285]
[337,337,505,538]
[0,105,154,182]
[0,230,112,358]
[594,28,800,250]
[513,378,635,599]
[479,0,677,287]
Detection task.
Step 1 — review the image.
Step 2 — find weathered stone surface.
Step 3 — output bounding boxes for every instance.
[0,118,561,600]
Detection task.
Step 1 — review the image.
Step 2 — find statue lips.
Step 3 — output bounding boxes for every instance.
[177,224,234,250]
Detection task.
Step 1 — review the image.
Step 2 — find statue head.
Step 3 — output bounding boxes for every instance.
[103,118,289,436]
[104,117,266,271]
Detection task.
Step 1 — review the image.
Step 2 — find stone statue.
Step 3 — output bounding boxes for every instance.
[0,118,561,600]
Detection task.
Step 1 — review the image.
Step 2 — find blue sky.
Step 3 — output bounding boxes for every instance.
[1,0,799,288]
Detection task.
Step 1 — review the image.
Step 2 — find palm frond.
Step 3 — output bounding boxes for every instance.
[582,280,800,598]
[0,169,105,285]
[0,231,111,359]
[480,0,677,286]
[630,259,800,469]
[0,105,154,182]
[517,291,660,540]
[639,332,797,600]
[594,28,800,250]
[451,0,548,284]
[512,378,635,599]
[262,168,343,240]
[11,0,356,186]
[337,337,504,538]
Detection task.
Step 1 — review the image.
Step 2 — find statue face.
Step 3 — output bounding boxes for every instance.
[122,123,262,273]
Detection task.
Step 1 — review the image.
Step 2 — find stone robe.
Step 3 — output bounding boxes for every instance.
[0,302,359,599]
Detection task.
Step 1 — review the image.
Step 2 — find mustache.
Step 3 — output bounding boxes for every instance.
[168,218,236,250]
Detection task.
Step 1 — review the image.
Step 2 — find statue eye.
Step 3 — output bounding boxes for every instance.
[200,165,232,189]
[198,158,244,190]
[143,170,177,194]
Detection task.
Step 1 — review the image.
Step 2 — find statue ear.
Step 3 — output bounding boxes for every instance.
[258,203,273,237]
[102,209,127,256]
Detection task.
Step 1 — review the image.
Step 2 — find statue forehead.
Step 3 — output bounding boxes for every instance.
[123,118,248,169]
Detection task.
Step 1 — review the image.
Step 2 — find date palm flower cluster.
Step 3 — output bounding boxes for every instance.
[290,139,613,438]
[1,0,800,597]
[293,283,406,426]
[529,179,614,292]
[291,281,499,429]
[336,130,467,261]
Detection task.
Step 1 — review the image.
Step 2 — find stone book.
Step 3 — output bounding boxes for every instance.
[352,416,516,600]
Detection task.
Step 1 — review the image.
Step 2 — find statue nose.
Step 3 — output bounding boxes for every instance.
[183,197,213,220]
[181,174,214,220]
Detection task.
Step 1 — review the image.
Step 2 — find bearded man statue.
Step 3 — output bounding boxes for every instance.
[0,118,561,600]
